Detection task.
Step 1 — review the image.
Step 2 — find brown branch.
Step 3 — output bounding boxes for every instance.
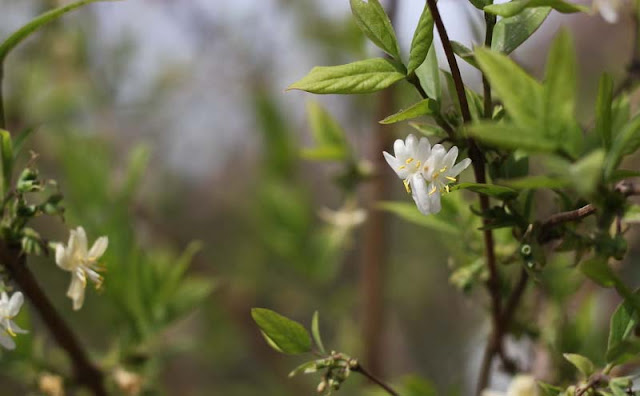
[0,243,106,395]
[351,362,399,396]
[538,181,640,243]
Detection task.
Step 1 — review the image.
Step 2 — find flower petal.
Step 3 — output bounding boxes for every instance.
[7,292,23,317]
[0,332,15,350]
[88,236,108,260]
[428,189,442,214]
[7,320,27,334]
[442,146,459,169]
[450,158,472,177]
[55,243,73,271]
[383,151,408,179]
[393,138,406,158]
[67,275,86,311]
[409,174,432,215]
[74,227,89,257]
[594,0,620,23]
[416,137,432,161]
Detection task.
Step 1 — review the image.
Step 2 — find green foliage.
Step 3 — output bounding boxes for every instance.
[492,8,551,54]
[302,101,350,161]
[376,201,460,236]
[288,58,406,94]
[451,182,519,200]
[251,308,312,354]
[607,296,639,365]
[349,0,401,61]
[407,3,434,74]
[484,0,588,18]
[416,44,441,100]
[379,99,438,124]
[562,353,594,377]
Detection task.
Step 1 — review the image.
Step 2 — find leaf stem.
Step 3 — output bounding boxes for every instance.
[352,362,399,396]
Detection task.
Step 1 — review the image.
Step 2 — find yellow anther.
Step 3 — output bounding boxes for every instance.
[403,179,411,194]
[415,160,422,169]
[446,176,457,182]
[432,172,440,179]
[439,166,447,173]
[423,165,429,172]
[445,185,450,193]
[5,321,15,337]
[405,157,414,164]
[398,165,406,170]
[429,185,437,195]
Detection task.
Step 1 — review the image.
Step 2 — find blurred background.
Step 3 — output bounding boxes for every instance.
[0,0,635,395]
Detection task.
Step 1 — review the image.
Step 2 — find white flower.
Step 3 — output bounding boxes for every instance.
[0,291,27,350]
[55,227,108,311]
[593,0,627,23]
[383,134,471,215]
[482,375,539,396]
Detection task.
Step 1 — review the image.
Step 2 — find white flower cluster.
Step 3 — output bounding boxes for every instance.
[383,134,471,215]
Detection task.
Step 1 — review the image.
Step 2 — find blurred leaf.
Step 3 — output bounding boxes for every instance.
[579,257,615,288]
[288,58,405,94]
[563,353,594,377]
[119,144,150,200]
[484,0,588,18]
[307,102,347,148]
[0,0,109,63]
[380,99,438,124]
[300,146,348,161]
[0,129,12,195]
[377,201,459,235]
[607,294,638,364]
[466,122,557,152]
[567,150,604,196]
[537,381,563,396]
[407,3,434,74]
[543,31,581,157]
[310,311,326,355]
[624,205,640,223]
[255,91,296,177]
[608,169,640,182]
[474,48,543,128]
[469,0,492,10]
[606,338,640,367]
[451,182,518,200]
[450,41,478,69]
[349,0,401,60]
[505,175,569,190]
[167,277,215,323]
[402,375,437,396]
[251,308,312,355]
[596,74,614,150]
[288,360,318,378]
[416,44,441,100]
[605,114,640,179]
[492,8,551,54]
[12,126,37,158]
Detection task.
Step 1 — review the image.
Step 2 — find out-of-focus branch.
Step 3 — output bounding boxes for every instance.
[352,361,399,396]
[0,243,106,396]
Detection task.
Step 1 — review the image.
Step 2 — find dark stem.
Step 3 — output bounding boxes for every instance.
[352,362,399,396]
[0,243,106,395]
[482,12,496,119]
[426,1,502,393]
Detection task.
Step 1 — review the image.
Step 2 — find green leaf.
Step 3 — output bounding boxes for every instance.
[492,8,551,54]
[543,31,581,157]
[466,122,558,152]
[563,353,595,377]
[605,114,640,179]
[300,146,348,161]
[474,48,543,128]
[409,122,447,138]
[0,129,13,196]
[606,338,640,366]
[469,0,492,9]
[311,311,325,354]
[505,175,569,190]
[251,308,312,355]
[288,58,406,94]
[450,41,478,69]
[380,99,438,124]
[579,257,616,288]
[607,295,638,363]
[567,150,604,197]
[307,102,347,147]
[537,381,563,396]
[288,360,318,378]
[407,3,434,74]
[416,44,441,100]
[484,0,588,18]
[349,0,401,60]
[376,201,460,235]
[596,74,614,150]
[12,126,38,158]
[0,0,110,63]
[451,182,519,200]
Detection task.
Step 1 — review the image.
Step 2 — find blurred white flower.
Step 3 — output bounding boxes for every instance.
[0,291,27,350]
[482,375,539,396]
[38,372,65,396]
[55,227,108,311]
[593,0,627,23]
[383,134,471,215]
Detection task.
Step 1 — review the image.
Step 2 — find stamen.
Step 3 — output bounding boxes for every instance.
[405,157,414,164]
[423,165,429,172]
[415,160,421,169]
[429,185,437,195]
[5,321,15,337]
[446,176,457,182]
[403,179,411,194]
[445,185,450,193]
[398,165,406,170]
[439,166,447,173]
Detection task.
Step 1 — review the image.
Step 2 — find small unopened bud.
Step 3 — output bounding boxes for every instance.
[38,372,65,396]
[316,380,327,393]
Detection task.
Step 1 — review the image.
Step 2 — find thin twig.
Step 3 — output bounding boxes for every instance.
[352,362,399,396]
[0,243,106,395]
